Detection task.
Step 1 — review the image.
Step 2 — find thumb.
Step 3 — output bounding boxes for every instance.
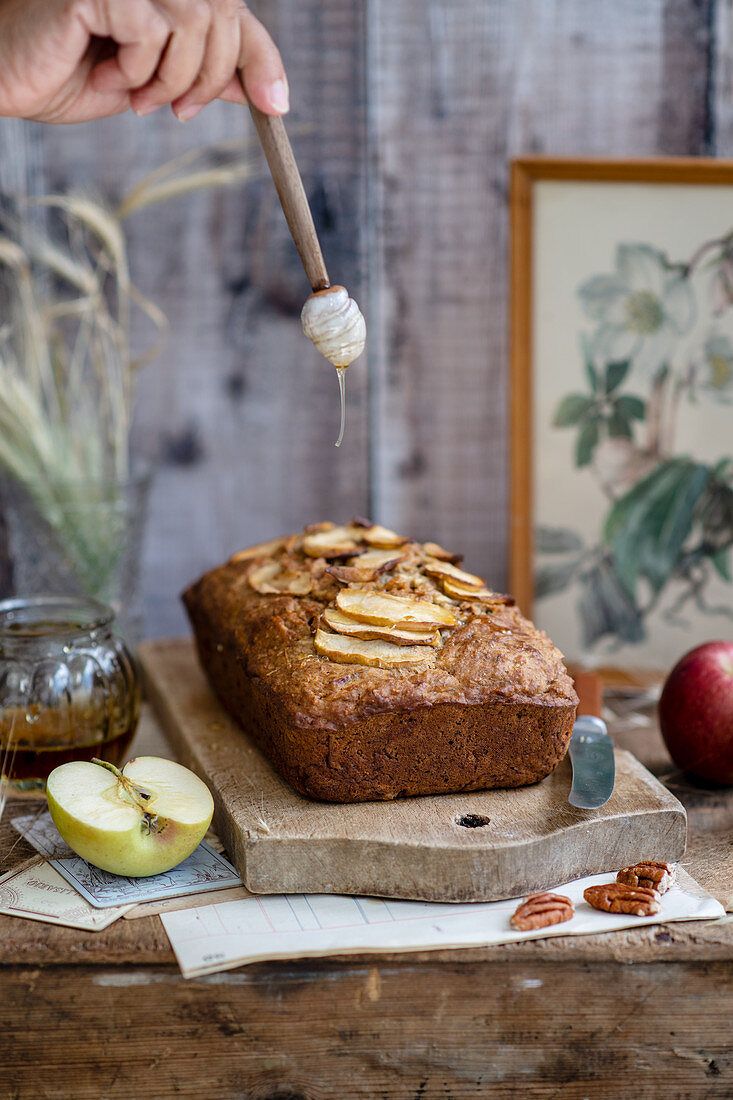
[234,5,289,115]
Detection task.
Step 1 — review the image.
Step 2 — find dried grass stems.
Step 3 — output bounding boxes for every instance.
[0,140,261,597]
[0,714,19,820]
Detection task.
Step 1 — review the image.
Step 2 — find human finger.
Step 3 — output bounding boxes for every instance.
[232,4,288,115]
[83,0,172,93]
[129,0,212,116]
[171,0,241,121]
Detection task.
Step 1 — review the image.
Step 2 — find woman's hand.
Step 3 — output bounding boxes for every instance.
[0,0,288,123]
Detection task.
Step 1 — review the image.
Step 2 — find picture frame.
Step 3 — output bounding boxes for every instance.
[510,157,733,671]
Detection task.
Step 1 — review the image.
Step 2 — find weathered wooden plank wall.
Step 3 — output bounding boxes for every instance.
[0,0,730,636]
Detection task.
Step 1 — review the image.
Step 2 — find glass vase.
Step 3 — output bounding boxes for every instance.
[0,470,151,642]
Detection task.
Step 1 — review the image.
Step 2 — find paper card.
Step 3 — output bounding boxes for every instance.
[123,885,253,920]
[0,857,133,930]
[11,811,73,858]
[161,866,726,979]
[12,811,242,908]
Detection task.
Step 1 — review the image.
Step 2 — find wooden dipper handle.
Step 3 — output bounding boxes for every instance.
[240,79,330,292]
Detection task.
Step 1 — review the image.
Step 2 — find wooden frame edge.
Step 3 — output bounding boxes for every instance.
[507,155,733,185]
[509,160,533,613]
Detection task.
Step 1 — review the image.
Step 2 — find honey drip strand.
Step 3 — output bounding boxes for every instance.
[335,368,346,448]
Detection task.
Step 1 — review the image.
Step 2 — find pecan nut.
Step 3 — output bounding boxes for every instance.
[616,861,676,895]
[510,892,575,931]
[584,883,660,916]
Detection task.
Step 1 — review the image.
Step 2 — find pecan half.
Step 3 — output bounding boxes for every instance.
[510,892,574,931]
[616,861,676,896]
[584,883,660,916]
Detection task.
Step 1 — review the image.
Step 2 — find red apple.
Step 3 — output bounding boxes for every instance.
[658,641,733,785]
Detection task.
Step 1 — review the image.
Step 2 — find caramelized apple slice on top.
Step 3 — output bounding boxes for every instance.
[422,559,486,589]
[249,562,312,596]
[361,524,410,549]
[314,629,437,669]
[323,608,440,646]
[421,541,462,564]
[439,577,499,602]
[230,536,288,563]
[347,547,409,573]
[336,589,457,629]
[303,525,364,558]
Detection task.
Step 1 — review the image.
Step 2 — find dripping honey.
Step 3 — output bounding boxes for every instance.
[335,366,346,447]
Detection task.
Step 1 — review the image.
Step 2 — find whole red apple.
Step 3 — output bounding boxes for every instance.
[658,641,733,785]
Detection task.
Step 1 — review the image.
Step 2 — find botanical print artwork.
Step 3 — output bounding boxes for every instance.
[535,232,733,660]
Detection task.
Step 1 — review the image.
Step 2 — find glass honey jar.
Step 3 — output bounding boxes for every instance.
[0,596,141,792]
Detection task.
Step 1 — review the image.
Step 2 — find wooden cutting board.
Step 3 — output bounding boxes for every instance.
[139,640,687,903]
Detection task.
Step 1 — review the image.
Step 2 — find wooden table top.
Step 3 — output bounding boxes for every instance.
[2,696,732,968]
[3,688,733,1099]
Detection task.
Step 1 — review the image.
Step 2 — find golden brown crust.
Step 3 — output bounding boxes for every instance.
[182,524,578,802]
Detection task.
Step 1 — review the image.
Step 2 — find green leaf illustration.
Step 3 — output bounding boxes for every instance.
[614,394,645,421]
[608,407,633,439]
[584,358,599,394]
[577,557,645,647]
[580,334,600,395]
[604,360,630,394]
[646,463,710,590]
[603,457,711,596]
[711,457,733,480]
[604,459,684,544]
[553,394,594,427]
[575,419,599,466]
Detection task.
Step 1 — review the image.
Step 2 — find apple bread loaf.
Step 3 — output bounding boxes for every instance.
[183,521,578,802]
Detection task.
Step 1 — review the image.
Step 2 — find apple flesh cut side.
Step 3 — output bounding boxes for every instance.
[658,641,733,786]
[46,756,214,877]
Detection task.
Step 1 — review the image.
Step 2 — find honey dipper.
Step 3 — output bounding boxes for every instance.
[240,77,366,381]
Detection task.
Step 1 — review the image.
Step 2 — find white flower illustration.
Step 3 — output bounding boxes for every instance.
[578,243,695,379]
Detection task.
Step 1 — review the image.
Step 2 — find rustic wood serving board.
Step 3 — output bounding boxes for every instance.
[140,640,687,903]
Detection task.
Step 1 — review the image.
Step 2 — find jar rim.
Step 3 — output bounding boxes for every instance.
[0,595,114,638]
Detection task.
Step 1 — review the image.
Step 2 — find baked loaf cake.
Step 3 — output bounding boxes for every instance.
[183,521,578,802]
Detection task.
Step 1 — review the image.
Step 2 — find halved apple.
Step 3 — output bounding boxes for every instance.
[314,629,436,668]
[423,559,485,589]
[46,757,214,878]
[361,525,410,549]
[336,588,457,629]
[323,607,440,646]
[248,562,312,595]
[230,536,287,563]
[303,525,363,558]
